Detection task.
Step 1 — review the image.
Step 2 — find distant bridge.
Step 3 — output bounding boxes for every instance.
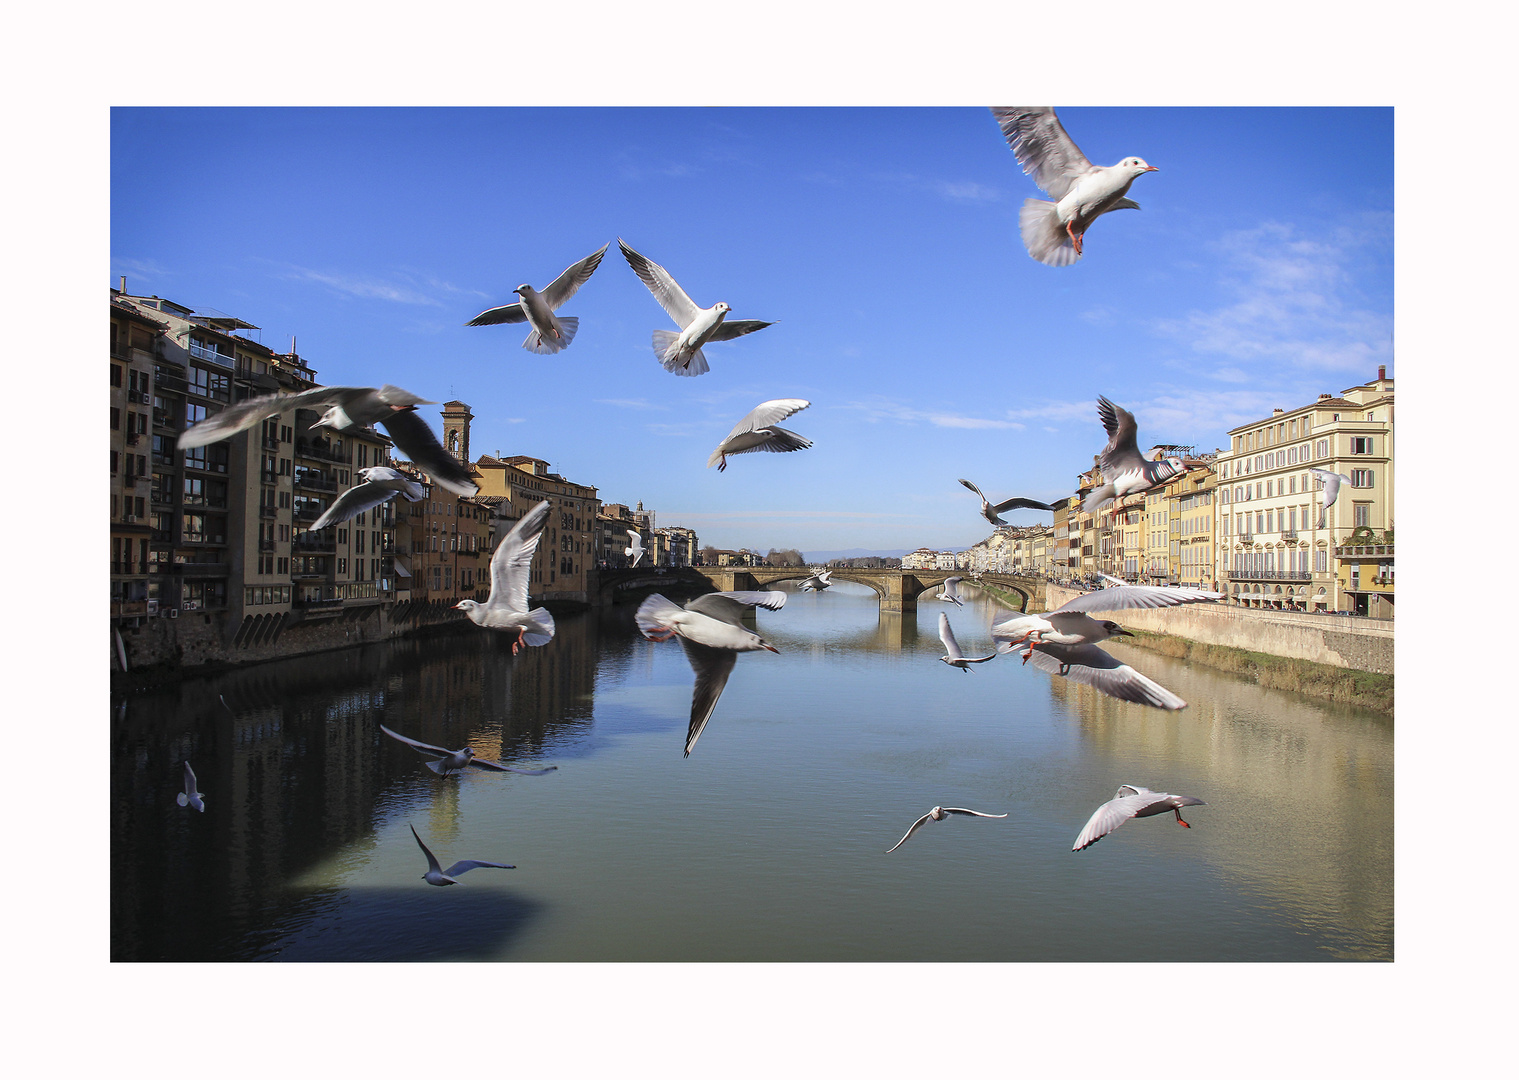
[593,566,1043,612]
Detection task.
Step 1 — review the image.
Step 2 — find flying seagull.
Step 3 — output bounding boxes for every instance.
[938,576,967,606]
[798,568,832,592]
[618,238,773,376]
[708,399,812,472]
[1082,397,1184,519]
[410,824,515,886]
[957,478,1056,526]
[627,530,646,568]
[310,466,427,531]
[380,724,557,776]
[176,761,205,813]
[1072,785,1204,852]
[886,806,1008,853]
[636,590,785,756]
[1308,468,1353,528]
[990,106,1157,267]
[455,500,555,653]
[938,612,997,672]
[466,242,609,354]
[1014,641,1190,710]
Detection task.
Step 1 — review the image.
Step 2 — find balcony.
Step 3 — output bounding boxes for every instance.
[263,435,281,451]
[187,342,234,367]
[175,561,230,578]
[155,373,188,395]
[295,439,350,465]
[294,472,336,493]
[294,506,324,523]
[293,536,336,554]
[1281,530,1299,541]
[294,595,344,610]
[126,431,141,445]
[259,505,278,519]
[1228,569,1311,582]
[258,539,276,553]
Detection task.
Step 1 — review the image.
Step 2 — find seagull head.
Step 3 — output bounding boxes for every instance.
[1102,620,1134,638]
[1120,156,1158,174]
[512,284,535,297]
[714,302,731,314]
[454,599,479,614]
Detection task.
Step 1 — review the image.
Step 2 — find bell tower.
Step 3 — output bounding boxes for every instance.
[441,401,473,465]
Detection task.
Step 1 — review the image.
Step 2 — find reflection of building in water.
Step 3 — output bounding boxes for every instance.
[1044,642,1393,958]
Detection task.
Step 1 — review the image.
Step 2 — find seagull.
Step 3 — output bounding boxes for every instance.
[799,568,833,592]
[618,238,774,376]
[176,384,431,450]
[938,576,967,606]
[938,612,997,672]
[310,467,427,530]
[176,761,205,812]
[311,398,479,499]
[707,399,812,471]
[466,242,609,354]
[410,824,515,886]
[990,106,1157,267]
[627,530,646,568]
[1082,397,1185,520]
[958,478,1056,526]
[886,806,1008,853]
[454,499,555,653]
[1309,468,1353,528]
[380,724,557,776]
[1013,642,1189,710]
[992,584,1222,654]
[1072,785,1205,851]
[636,590,785,756]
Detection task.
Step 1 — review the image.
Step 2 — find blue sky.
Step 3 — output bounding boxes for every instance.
[111,106,1391,556]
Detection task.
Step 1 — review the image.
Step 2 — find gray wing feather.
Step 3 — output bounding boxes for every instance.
[444,860,516,875]
[990,107,1094,201]
[1055,585,1223,613]
[990,496,1057,513]
[723,399,811,442]
[468,758,558,775]
[942,808,1008,819]
[680,639,737,757]
[466,301,529,326]
[410,825,444,875]
[685,590,785,624]
[310,482,401,531]
[885,813,935,853]
[707,319,773,342]
[541,242,610,309]
[1096,396,1143,473]
[725,427,813,457]
[1025,643,1187,710]
[379,408,480,498]
[381,724,450,758]
[938,611,964,660]
[618,238,700,328]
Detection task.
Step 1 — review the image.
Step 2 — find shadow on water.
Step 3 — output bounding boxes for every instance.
[258,887,546,963]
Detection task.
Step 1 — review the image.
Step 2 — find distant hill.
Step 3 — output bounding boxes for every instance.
[803,548,911,562]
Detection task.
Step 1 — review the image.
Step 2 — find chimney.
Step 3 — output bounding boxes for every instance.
[1378,365,1386,381]
[119,276,126,292]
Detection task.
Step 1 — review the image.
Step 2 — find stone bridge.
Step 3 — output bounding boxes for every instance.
[594,566,1042,613]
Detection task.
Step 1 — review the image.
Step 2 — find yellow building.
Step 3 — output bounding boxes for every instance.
[473,449,599,605]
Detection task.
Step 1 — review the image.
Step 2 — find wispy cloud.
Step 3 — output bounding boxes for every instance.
[1002,399,1096,424]
[932,180,1002,203]
[595,398,669,411]
[842,398,1024,430]
[112,257,173,283]
[1152,218,1392,376]
[271,262,447,307]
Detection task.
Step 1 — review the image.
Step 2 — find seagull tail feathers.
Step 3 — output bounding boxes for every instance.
[1019,198,1080,267]
[653,331,709,376]
[1082,483,1116,514]
[634,593,683,638]
[177,792,189,807]
[521,607,556,647]
[523,316,578,355]
[424,760,449,775]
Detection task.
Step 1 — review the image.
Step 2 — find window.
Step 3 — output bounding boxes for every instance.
[111,364,123,387]
[1350,469,1374,488]
[1354,503,1371,527]
[1316,550,1327,572]
[1352,437,1373,454]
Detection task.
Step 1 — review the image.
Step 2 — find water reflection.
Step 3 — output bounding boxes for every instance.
[112,581,1392,962]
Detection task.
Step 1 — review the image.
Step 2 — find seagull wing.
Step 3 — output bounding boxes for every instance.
[721,426,813,460]
[885,812,936,853]
[175,385,335,449]
[618,239,700,328]
[680,639,737,757]
[1095,397,1144,474]
[941,808,1009,819]
[182,761,198,795]
[958,478,989,503]
[487,499,551,614]
[378,408,480,498]
[310,481,401,531]
[380,724,451,759]
[939,611,965,660]
[410,824,445,875]
[466,301,529,326]
[1309,468,1346,509]
[541,242,610,310]
[990,107,1094,201]
[1025,643,1187,710]
[990,497,1057,514]
[721,399,811,443]
[1055,584,1224,614]
[684,590,786,625]
[443,859,516,875]
[707,319,774,342]
[1072,792,1155,851]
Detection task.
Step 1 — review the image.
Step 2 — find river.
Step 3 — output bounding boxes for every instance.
[110,580,1392,961]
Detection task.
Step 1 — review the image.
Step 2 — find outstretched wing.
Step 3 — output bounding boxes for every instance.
[684,590,786,626]
[1025,643,1187,710]
[1055,584,1223,614]
[469,757,558,776]
[990,107,1094,201]
[619,238,700,328]
[942,808,1008,819]
[680,639,737,757]
[721,399,811,443]
[310,481,401,531]
[885,812,935,853]
[488,500,551,614]
[379,408,480,498]
[990,496,1056,514]
[410,824,445,875]
[542,242,610,310]
[444,859,516,875]
[466,301,528,326]
[380,724,450,759]
[707,319,773,342]
[1095,396,1143,474]
[175,386,336,450]
[938,611,964,660]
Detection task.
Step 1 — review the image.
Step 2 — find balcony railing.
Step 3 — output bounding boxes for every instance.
[294,440,350,464]
[188,342,234,367]
[258,539,276,552]
[259,505,278,519]
[294,473,336,493]
[1228,569,1311,581]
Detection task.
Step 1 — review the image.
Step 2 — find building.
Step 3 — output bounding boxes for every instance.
[474,449,599,605]
[1170,461,1219,590]
[1214,366,1393,614]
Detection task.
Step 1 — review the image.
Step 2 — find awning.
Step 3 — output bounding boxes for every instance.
[393,561,412,577]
